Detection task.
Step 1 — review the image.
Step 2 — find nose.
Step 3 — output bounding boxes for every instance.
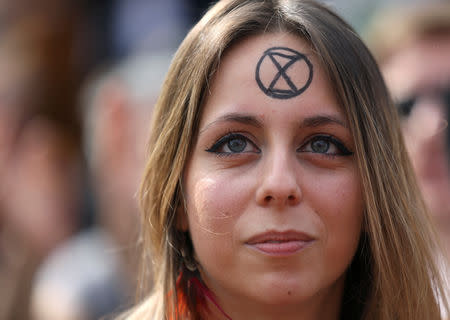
[256,152,301,207]
[405,101,447,176]
[406,98,446,142]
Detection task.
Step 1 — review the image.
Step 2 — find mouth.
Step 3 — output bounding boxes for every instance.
[245,231,315,256]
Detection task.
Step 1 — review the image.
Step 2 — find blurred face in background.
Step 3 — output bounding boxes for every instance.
[382,34,450,238]
[0,116,80,258]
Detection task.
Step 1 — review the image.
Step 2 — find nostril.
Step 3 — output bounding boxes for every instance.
[265,195,273,202]
[288,195,295,201]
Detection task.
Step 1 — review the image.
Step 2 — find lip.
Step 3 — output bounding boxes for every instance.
[245,230,315,256]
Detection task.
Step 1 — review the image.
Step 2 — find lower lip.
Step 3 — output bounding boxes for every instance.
[247,240,312,256]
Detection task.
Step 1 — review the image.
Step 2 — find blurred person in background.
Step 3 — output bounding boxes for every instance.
[30,52,173,320]
[366,1,450,293]
[0,7,87,320]
[1,0,198,319]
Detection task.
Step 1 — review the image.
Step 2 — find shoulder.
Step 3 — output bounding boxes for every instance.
[116,293,163,320]
[31,228,126,319]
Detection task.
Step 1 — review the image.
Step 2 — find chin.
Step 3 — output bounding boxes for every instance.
[245,270,345,308]
[247,274,316,305]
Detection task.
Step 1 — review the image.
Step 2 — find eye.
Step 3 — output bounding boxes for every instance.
[206,133,260,155]
[310,139,330,153]
[298,135,353,156]
[396,96,416,117]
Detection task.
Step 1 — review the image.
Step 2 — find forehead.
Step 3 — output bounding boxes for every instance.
[217,32,315,91]
[382,35,450,98]
[200,32,341,123]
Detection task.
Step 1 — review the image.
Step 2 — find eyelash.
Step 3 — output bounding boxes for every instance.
[205,132,260,156]
[205,132,353,157]
[298,135,353,156]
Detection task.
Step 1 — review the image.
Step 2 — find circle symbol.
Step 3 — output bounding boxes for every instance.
[255,47,313,99]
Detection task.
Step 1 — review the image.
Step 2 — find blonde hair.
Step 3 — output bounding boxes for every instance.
[365,2,450,63]
[124,0,448,319]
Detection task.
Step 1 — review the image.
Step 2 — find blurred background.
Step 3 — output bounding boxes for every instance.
[0,0,448,319]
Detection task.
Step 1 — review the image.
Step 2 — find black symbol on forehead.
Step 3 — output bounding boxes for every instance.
[255,47,313,99]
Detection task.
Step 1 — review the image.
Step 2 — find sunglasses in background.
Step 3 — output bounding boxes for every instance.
[396,85,450,117]
[395,84,450,158]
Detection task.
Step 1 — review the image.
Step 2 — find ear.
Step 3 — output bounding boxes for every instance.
[94,80,130,170]
[176,204,189,232]
[99,80,130,150]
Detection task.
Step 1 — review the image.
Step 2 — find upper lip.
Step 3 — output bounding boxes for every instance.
[245,230,315,245]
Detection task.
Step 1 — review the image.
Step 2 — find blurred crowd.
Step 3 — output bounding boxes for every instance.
[0,0,448,319]
[0,1,208,319]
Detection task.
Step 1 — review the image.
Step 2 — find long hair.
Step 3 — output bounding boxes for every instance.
[125,0,448,319]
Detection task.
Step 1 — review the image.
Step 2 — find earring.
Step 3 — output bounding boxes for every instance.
[180,232,197,272]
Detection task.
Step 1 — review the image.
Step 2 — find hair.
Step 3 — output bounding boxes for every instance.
[365,2,450,154]
[122,0,448,319]
[81,52,173,173]
[0,10,84,164]
[364,2,450,63]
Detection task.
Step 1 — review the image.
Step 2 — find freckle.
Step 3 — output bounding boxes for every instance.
[287,291,292,295]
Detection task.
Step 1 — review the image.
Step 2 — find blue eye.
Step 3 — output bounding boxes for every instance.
[206,133,259,155]
[299,135,352,156]
[310,139,330,153]
[227,137,247,152]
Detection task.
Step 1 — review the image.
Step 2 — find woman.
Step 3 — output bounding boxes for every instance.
[123,0,448,319]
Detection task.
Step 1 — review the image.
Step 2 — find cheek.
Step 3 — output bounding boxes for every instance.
[184,174,253,273]
[185,174,251,235]
[307,168,363,213]
[307,170,363,255]
[327,174,363,257]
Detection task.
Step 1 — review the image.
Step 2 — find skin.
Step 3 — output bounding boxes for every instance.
[181,33,364,320]
[382,34,450,254]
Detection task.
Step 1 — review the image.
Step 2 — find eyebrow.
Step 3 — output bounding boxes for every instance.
[200,113,263,134]
[299,114,348,129]
[200,112,348,134]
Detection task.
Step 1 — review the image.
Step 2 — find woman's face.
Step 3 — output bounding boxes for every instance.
[182,33,363,317]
